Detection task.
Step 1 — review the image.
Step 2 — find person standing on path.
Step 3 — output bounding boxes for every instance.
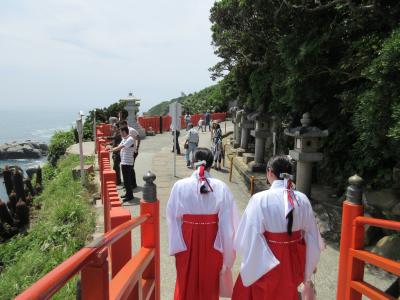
[110,123,122,185]
[185,123,199,168]
[232,155,324,300]
[172,130,181,155]
[185,113,191,130]
[205,111,211,132]
[167,148,239,300]
[119,120,140,189]
[108,127,135,201]
[212,123,223,170]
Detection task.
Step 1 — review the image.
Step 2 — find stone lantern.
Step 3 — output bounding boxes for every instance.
[238,109,254,153]
[248,112,269,172]
[120,93,146,139]
[284,112,328,197]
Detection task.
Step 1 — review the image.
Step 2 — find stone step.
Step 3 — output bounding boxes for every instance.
[242,153,255,164]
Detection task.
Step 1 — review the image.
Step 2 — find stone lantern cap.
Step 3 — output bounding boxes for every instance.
[120,92,141,103]
[284,112,329,138]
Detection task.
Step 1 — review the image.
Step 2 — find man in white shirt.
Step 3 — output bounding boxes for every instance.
[185,123,199,168]
[119,120,140,189]
[108,126,135,201]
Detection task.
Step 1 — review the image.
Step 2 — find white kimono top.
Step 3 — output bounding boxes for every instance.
[167,170,240,270]
[235,180,324,287]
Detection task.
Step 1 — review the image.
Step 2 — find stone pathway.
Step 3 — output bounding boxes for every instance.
[105,121,392,299]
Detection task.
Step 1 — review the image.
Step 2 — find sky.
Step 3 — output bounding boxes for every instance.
[0,0,219,114]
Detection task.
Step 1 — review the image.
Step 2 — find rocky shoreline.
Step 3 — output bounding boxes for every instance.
[0,141,48,160]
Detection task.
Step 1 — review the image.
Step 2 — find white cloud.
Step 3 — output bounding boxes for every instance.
[0,0,219,112]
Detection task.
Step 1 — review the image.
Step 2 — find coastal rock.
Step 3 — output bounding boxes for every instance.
[0,140,47,160]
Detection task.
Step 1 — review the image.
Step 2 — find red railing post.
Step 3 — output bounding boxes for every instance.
[337,175,364,300]
[140,171,160,300]
[103,171,116,232]
[81,248,109,300]
[110,207,132,277]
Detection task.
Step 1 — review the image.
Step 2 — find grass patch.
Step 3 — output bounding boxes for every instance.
[0,155,96,299]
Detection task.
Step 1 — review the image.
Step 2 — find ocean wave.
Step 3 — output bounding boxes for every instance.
[31,126,72,138]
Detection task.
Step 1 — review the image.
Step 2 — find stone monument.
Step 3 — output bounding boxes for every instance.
[120,93,146,139]
[284,112,328,197]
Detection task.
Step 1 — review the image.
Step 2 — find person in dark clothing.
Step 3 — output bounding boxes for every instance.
[205,111,211,132]
[172,130,181,154]
[111,125,122,185]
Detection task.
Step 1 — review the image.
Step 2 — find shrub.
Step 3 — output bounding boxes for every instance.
[0,155,95,299]
[47,129,76,166]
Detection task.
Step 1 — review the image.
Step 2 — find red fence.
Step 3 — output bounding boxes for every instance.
[16,125,160,300]
[337,175,400,300]
[138,112,227,133]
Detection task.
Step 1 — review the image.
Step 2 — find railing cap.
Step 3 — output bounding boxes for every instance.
[349,174,363,186]
[143,171,156,184]
[347,174,364,205]
[143,171,157,202]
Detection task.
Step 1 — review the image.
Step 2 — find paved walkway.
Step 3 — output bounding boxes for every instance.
[109,122,391,299]
[66,141,95,156]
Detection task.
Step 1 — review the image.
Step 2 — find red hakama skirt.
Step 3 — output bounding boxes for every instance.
[174,214,223,300]
[232,230,306,300]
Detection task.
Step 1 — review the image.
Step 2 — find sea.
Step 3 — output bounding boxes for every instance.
[0,108,82,201]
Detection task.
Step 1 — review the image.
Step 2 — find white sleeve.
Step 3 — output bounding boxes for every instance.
[303,199,324,281]
[129,128,138,138]
[217,187,240,298]
[217,186,240,268]
[235,196,280,287]
[123,137,134,148]
[166,183,187,255]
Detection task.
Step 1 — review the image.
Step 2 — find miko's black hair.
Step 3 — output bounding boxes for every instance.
[267,155,292,179]
[193,148,214,169]
[267,155,294,235]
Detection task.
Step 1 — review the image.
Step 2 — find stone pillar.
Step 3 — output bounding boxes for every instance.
[249,115,269,172]
[230,106,238,142]
[233,110,243,148]
[284,112,328,197]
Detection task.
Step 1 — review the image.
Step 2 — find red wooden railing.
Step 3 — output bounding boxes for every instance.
[138,112,227,133]
[16,124,160,300]
[337,175,400,300]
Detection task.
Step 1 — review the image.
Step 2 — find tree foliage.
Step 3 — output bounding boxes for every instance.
[83,101,128,140]
[210,0,400,188]
[147,82,233,116]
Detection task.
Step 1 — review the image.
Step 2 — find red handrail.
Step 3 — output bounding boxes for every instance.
[354,216,400,231]
[16,127,160,300]
[15,215,149,300]
[337,181,400,300]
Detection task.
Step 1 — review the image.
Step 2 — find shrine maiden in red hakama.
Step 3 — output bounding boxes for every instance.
[232,156,324,300]
[167,154,239,300]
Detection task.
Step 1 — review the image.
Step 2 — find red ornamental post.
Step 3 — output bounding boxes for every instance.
[337,175,364,300]
[140,171,160,300]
